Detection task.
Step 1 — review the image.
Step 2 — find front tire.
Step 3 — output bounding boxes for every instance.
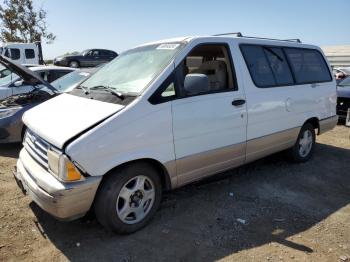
[94,162,162,234]
[69,60,79,68]
[288,123,315,162]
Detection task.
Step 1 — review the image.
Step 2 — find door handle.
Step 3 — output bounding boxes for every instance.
[232,99,246,106]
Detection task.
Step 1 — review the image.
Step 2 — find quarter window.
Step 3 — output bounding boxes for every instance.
[284,48,332,84]
[25,49,35,59]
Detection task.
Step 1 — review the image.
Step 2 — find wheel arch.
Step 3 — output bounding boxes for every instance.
[101,158,173,191]
[303,117,320,135]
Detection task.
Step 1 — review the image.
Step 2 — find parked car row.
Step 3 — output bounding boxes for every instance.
[5,34,338,234]
[0,56,97,143]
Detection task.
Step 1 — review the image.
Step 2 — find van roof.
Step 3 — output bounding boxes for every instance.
[0,42,37,47]
[139,35,319,50]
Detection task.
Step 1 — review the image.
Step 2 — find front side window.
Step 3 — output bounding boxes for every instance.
[92,50,100,56]
[25,49,35,59]
[284,48,332,84]
[82,42,184,94]
[178,44,236,96]
[10,48,20,60]
[4,48,10,58]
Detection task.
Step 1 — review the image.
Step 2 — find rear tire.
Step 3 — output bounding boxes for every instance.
[287,123,315,162]
[94,162,162,234]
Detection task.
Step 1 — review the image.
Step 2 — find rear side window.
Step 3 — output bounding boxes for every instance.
[263,47,294,85]
[10,48,20,60]
[25,49,35,59]
[284,48,332,84]
[240,45,276,87]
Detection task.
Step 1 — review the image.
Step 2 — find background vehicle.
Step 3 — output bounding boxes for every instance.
[15,35,337,234]
[53,49,118,68]
[333,67,350,76]
[0,42,44,65]
[0,64,11,78]
[0,64,75,100]
[0,56,58,143]
[51,68,97,92]
[336,76,350,121]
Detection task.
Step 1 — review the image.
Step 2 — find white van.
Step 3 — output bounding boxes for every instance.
[0,42,42,65]
[14,34,338,233]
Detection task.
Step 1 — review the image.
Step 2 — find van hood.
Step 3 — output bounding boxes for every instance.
[23,93,124,148]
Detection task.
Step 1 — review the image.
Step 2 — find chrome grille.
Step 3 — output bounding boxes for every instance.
[23,129,50,169]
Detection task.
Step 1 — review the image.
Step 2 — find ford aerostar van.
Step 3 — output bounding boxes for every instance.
[14,34,338,234]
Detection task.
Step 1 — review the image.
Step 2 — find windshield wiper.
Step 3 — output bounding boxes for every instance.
[77,85,89,95]
[87,85,125,99]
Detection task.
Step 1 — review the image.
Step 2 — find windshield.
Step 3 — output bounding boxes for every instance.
[0,72,19,86]
[51,70,91,92]
[338,76,350,87]
[81,42,184,94]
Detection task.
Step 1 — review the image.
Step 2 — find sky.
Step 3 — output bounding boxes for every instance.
[28,0,350,59]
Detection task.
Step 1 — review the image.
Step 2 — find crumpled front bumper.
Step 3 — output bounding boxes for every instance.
[14,148,102,221]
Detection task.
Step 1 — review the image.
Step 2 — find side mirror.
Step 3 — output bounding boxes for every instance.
[13,80,24,87]
[184,74,209,95]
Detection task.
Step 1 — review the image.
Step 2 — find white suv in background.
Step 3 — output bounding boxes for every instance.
[14,34,337,234]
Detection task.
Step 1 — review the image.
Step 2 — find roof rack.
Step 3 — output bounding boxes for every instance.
[212,32,302,43]
[212,32,243,37]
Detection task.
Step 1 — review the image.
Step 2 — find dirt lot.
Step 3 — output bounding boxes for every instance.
[0,125,349,262]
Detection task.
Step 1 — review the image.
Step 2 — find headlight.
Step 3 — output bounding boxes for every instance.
[0,107,21,119]
[47,149,82,182]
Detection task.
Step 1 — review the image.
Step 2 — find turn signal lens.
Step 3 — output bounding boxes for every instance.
[64,160,81,181]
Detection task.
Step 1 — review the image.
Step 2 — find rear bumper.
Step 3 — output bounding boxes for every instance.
[319,115,338,135]
[14,149,102,220]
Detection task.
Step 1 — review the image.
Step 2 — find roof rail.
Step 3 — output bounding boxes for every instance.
[284,39,302,43]
[212,32,243,37]
[212,32,302,43]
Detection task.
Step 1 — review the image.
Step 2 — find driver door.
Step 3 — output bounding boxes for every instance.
[171,43,247,186]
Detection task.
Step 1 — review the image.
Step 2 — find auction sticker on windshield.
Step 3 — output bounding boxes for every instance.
[156,43,180,50]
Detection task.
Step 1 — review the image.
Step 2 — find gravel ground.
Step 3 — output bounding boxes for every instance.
[0,125,349,262]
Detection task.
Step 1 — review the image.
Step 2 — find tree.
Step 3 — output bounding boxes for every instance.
[0,0,56,43]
